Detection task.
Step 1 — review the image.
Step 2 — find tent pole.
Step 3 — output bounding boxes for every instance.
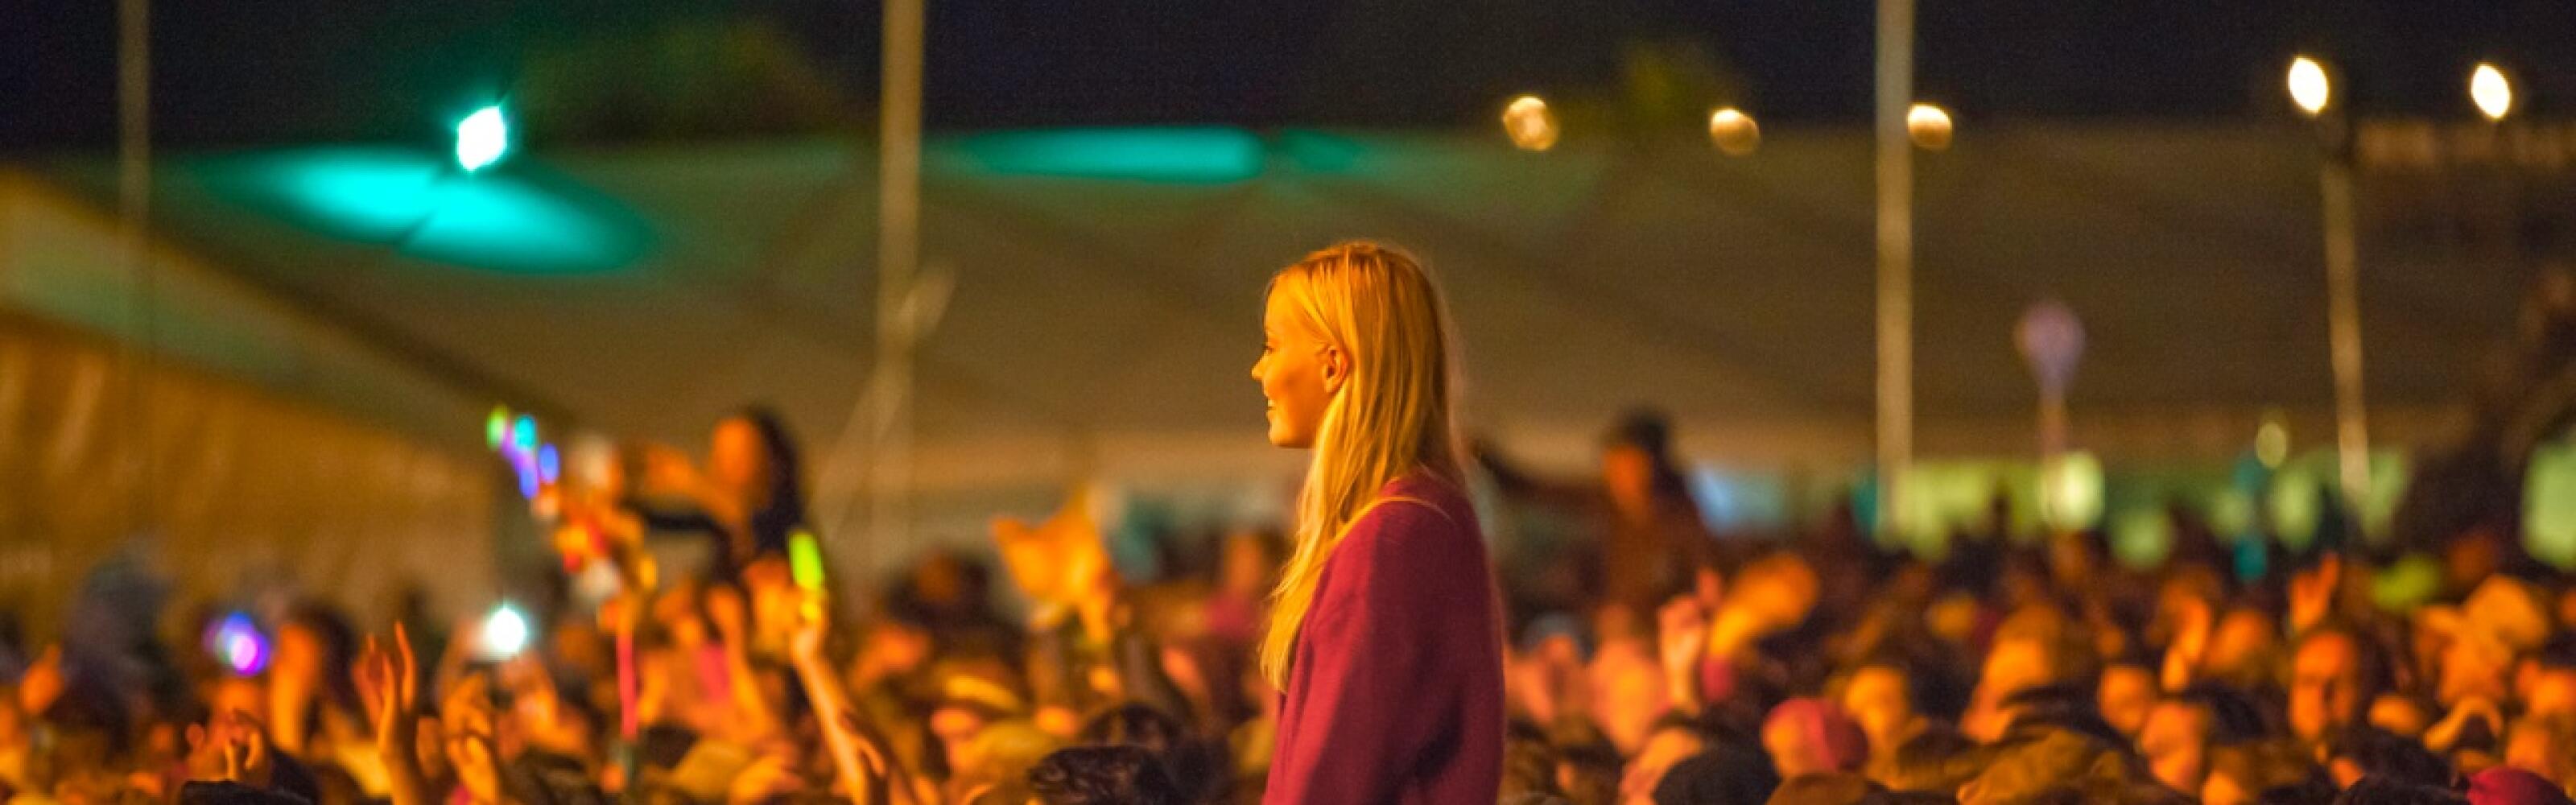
[118,0,155,540]
[2322,159,2370,518]
[867,0,927,578]
[1873,0,1914,539]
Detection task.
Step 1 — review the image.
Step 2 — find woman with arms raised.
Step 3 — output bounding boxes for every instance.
[1252,242,1504,804]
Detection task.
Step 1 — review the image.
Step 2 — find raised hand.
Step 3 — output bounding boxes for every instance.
[184,710,275,788]
[2161,597,2212,692]
[788,589,830,667]
[2289,555,2342,634]
[707,584,750,644]
[355,624,432,805]
[1656,597,1711,712]
[992,485,1110,607]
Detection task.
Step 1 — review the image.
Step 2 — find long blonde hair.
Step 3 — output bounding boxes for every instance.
[1258,241,1465,690]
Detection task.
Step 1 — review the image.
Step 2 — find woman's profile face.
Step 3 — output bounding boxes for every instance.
[1252,282,1339,449]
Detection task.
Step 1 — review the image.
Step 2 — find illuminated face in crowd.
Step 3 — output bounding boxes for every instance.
[710,416,768,498]
[1840,666,1915,745]
[2290,631,2366,743]
[2138,700,2214,795]
[1252,278,1344,449]
[2097,665,2157,739]
[1602,444,1656,516]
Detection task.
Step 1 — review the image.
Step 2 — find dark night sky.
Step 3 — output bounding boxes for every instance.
[2,0,2570,150]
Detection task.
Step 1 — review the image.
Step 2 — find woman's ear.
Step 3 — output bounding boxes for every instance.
[1320,345,1351,395]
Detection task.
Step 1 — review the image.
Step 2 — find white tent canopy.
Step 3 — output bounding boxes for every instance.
[12,124,2546,539]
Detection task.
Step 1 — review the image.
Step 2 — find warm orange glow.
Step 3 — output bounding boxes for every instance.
[1502,95,1560,151]
[1907,103,1954,151]
[1708,107,1760,156]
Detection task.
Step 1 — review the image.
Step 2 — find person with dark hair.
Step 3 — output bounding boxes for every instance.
[270,604,363,758]
[1476,407,1721,610]
[2324,727,2456,790]
[2332,774,2471,805]
[177,780,313,805]
[1076,703,1225,803]
[1027,745,1179,805]
[1501,719,1565,803]
[630,406,811,584]
[1653,744,1781,805]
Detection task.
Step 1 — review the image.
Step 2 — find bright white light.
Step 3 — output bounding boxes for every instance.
[2288,56,2330,116]
[2471,63,2513,122]
[480,604,531,660]
[1906,103,1954,151]
[456,106,510,172]
[1501,96,1559,152]
[1707,108,1759,156]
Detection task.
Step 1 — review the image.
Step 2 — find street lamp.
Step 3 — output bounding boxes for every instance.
[2471,62,2514,122]
[2288,56,2331,117]
[456,105,510,172]
[1906,103,1954,151]
[1501,95,1560,152]
[1708,107,1759,156]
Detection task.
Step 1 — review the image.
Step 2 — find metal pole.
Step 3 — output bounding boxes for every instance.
[1874,0,1915,537]
[118,0,154,539]
[2321,159,2370,513]
[2037,389,2066,529]
[868,0,926,575]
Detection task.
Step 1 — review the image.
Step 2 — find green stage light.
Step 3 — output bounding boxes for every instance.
[949,127,1265,184]
[206,147,651,274]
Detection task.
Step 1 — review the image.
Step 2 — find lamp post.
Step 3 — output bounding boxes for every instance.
[2288,56,2372,516]
[868,0,928,575]
[1874,0,1913,538]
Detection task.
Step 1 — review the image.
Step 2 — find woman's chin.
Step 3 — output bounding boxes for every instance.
[1265,423,1313,449]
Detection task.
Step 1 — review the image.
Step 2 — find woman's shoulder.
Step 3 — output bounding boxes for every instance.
[1364,473,1473,525]
[1336,473,1481,566]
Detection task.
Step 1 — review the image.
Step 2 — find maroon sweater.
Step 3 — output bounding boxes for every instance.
[1265,474,1505,805]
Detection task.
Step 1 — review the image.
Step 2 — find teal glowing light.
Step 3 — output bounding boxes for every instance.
[512,415,540,455]
[456,106,510,172]
[205,147,650,274]
[947,127,1265,183]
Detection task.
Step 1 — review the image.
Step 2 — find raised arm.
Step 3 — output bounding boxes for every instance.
[354,625,433,805]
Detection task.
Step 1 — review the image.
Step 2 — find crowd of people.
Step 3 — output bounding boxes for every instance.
[2,400,2575,805]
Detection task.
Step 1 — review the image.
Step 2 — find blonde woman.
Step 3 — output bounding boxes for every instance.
[1251,242,1503,803]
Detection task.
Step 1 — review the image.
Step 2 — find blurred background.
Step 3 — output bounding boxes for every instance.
[2,0,2574,627]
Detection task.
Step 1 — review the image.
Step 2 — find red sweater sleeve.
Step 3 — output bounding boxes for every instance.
[1266,497,1500,805]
